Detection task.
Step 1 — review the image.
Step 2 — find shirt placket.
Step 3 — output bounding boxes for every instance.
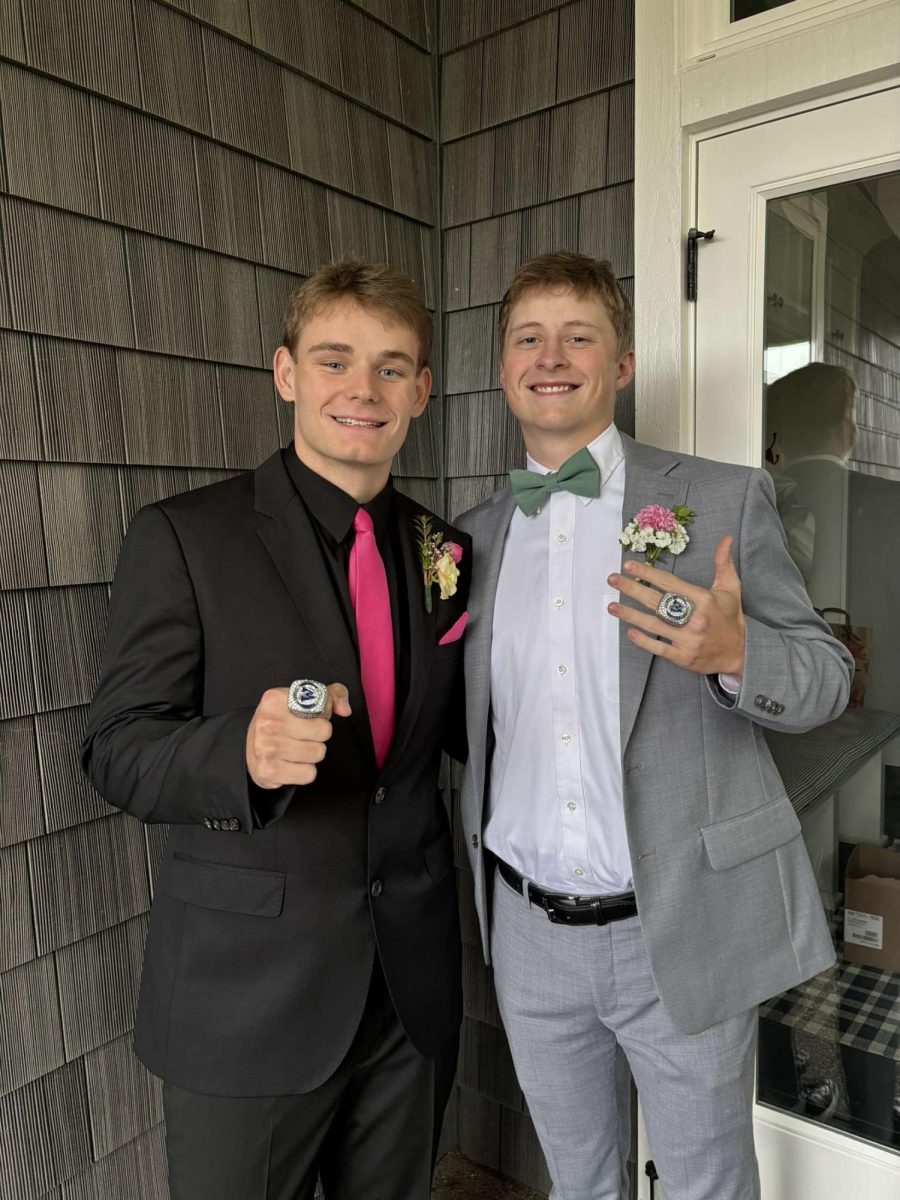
[547,493,588,884]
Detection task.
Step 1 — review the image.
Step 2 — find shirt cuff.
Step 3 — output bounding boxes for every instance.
[718,673,743,696]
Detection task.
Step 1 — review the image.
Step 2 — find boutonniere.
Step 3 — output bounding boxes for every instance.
[619,504,695,566]
[414,514,463,614]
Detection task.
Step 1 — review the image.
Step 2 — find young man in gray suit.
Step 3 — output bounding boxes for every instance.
[455,252,853,1199]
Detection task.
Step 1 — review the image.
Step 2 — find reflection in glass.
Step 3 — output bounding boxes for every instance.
[759,170,900,1154]
[732,0,796,20]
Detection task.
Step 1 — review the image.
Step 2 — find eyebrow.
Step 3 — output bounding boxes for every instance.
[509,319,601,333]
[306,342,416,368]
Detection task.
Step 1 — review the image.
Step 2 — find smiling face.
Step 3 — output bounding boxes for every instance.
[499,287,635,468]
[273,300,431,501]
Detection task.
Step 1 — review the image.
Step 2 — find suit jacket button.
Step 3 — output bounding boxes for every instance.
[371,879,383,898]
[472,834,479,849]
[374,787,386,805]
[755,695,767,709]
[203,818,213,829]
[211,818,221,830]
[229,818,241,831]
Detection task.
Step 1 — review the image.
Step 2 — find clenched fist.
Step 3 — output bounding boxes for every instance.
[246,683,352,789]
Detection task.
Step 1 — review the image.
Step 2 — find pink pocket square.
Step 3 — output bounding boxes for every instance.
[438,611,468,646]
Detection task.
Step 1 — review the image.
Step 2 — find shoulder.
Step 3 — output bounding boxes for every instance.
[454,486,512,534]
[393,488,471,549]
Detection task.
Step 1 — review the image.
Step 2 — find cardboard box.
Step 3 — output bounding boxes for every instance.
[843,844,900,972]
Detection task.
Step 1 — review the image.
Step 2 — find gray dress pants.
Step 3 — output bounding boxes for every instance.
[491,868,761,1200]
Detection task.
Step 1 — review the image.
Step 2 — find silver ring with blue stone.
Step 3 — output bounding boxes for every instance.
[287,679,328,718]
[656,591,694,627]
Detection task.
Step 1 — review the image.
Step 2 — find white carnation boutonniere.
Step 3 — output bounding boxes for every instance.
[619,503,695,566]
[415,514,464,614]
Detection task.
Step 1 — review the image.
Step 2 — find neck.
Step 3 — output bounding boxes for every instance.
[524,420,613,471]
[292,443,389,504]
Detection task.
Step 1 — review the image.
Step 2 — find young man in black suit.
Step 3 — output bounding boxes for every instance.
[82,262,470,1200]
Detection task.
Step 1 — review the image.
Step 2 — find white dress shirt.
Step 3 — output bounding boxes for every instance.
[486,424,632,895]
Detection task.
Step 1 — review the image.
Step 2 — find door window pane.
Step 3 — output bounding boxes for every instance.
[759,170,900,1154]
[732,0,797,19]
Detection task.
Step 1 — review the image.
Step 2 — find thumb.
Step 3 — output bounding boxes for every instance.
[712,535,740,592]
[326,682,352,719]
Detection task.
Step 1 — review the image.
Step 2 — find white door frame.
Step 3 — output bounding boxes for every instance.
[633,0,900,453]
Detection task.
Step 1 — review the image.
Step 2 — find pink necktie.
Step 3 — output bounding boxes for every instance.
[348,508,395,768]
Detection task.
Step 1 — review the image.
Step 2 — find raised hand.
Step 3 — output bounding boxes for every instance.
[246,683,352,789]
[607,535,745,676]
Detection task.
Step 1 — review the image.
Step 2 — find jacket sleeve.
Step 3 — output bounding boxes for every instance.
[80,503,294,830]
[705,468,853,733]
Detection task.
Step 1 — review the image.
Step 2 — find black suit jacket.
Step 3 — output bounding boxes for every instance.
[82,450,471,1097]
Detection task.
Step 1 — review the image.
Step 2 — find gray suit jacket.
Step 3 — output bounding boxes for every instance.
[457,434,853,1035]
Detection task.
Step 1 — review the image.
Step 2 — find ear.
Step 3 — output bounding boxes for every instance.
[615,348,636,393]
[273,346,296,404]
[412,365,432,417]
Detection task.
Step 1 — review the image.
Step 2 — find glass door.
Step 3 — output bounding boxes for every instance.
[693,87,900,1200]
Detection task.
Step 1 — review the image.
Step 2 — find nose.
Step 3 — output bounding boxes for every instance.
[536,338,568,371]
[345,369,379,403]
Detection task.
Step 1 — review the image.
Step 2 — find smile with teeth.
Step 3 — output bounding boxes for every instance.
[531,383,578,394]
[332,415,387,428]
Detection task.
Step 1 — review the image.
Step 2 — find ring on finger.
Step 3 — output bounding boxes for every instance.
[655,591,694,627]
[287,679,328,718]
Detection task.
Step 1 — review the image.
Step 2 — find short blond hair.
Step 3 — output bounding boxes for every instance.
[499,252,633,354]
[282,261,432,368]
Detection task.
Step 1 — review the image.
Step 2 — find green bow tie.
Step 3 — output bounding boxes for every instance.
[509,447,602,516]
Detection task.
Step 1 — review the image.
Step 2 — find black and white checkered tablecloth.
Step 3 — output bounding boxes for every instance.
[759,956,900,1061]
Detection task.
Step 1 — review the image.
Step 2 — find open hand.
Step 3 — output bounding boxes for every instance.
[246,683,352,789]
[607,536,745,676]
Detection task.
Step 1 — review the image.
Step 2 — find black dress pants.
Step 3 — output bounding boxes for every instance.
[163,962,458,1200]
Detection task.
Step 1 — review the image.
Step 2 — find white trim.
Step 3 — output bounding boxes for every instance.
[683,0,891,64]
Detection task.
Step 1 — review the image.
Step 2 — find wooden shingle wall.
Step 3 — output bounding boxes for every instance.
[440,0,635,1191]
[0,2,438,1197]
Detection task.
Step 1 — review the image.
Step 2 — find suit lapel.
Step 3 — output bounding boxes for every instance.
[254,453,374,764]
[618,438,689,754]
[465,489,516,808]
[381,494,435,775]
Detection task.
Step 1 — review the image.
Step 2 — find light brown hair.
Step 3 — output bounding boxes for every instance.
[282,261,432,369]
[498,251,634,354]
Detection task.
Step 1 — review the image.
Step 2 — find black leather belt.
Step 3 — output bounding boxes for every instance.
[497,858,638,927]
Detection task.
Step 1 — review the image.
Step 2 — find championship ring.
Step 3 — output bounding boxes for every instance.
[287,679,328,718]
[655,591,694,627]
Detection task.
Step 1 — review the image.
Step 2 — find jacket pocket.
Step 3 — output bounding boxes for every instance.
[160,853,286,917]
[423,834,455,884]
[700,795,801,872]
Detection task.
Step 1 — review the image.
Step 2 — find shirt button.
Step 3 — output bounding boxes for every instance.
[566,801,577,812]
[561,733,572,744]
[371,880,383,898]
[373,787,386,805]
[574,867,585,878]
[557,533,568,543]
[557,664,567,676]
[553,597,564,608]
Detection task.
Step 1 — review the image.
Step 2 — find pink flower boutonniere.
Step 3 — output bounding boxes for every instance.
[619,504,695,566]
[415,514,464,614]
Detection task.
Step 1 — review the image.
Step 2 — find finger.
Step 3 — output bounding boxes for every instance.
[273,737,329,765]
[608,573,665,610]
[626,627,678,661]
[622,559,703,598]
[608,601,681,642]
[327,682,352,719]
[249,761,318,789]
[712,535,740,591]
[281,715,333,742]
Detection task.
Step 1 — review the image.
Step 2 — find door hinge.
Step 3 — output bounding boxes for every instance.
[686,227,715,301]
